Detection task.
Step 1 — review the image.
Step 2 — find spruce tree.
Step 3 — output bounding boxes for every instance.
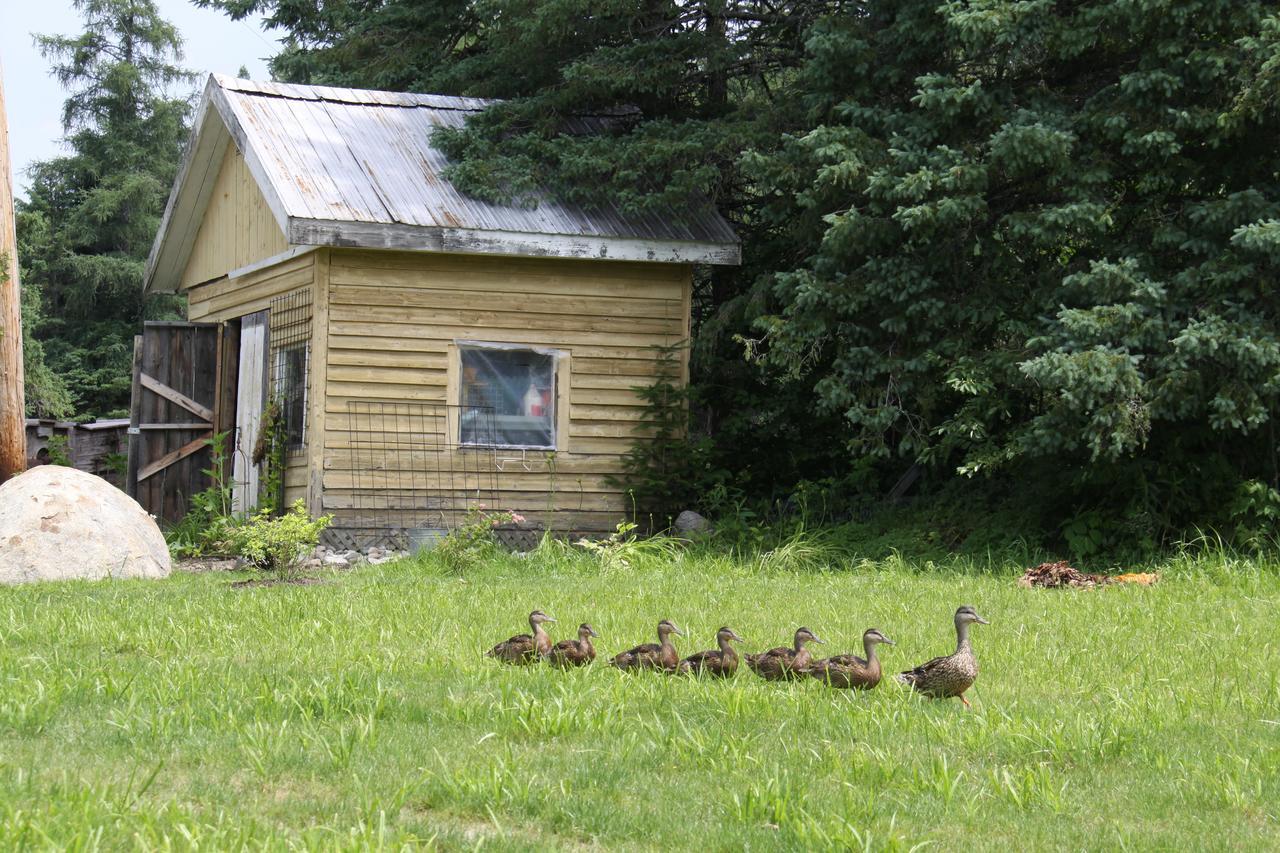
[18,0,193,418]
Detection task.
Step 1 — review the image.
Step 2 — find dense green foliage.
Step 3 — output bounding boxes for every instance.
[0,552,1277,846]
[227,500,332,578]
[17,0,191,418]
[200,0,1280,551]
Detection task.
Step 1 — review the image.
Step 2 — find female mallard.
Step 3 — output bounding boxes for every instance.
[485,610,556,664]
[808,628,894,690]
[611,619,685,672]
[898,605,989,706]
[746,627,824,681]
[679,627,744,678]
[547,623,599,668]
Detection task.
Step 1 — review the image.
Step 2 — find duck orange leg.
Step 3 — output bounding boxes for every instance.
[958,694,971,708]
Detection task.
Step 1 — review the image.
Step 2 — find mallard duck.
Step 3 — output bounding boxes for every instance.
[485,610,556,664]
[679,626,744,678]
[808,628,894,690]
[547,623,599,668]
[610,619,685,672]
[746,627,824,681]
[897,605,989,706]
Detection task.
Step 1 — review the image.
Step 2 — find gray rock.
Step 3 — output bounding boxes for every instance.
[323,554,350,569]
[0,466,171,584]
[673,510,711,535]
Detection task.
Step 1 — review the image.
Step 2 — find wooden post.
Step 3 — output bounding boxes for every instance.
[125,335,143,498]
[0,59,27,483]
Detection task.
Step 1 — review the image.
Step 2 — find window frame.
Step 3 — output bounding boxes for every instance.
[271,341,310,453]
[448,340,570,452]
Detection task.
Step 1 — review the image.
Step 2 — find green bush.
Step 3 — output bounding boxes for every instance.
[228,500,332,579]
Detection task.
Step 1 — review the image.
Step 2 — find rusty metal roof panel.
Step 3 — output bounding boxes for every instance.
[213,74,739,250]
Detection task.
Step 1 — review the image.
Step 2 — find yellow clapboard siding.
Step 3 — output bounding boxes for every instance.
[187,255,315,322]
[327,320,674,351]
[327,349,448,369]
[329,284,681,321]
[313,250,685,529]
[181,144,288,289]
[322,489,627,513]
[322,451,627,476]
[331,249,684,285]
[328,303,682,336]
[188,265,313,320]
[326,364,449,385]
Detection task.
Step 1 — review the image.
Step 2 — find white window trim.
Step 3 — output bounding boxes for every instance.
[448,340,570,452]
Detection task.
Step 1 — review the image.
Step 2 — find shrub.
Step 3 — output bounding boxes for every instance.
[228,500,332,579]
[432,505,522,575]
[167,432,240,558]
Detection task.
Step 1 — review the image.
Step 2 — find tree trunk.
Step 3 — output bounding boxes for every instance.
[0,59,27,483]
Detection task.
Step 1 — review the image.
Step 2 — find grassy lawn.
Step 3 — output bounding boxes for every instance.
[1,544,1278,850]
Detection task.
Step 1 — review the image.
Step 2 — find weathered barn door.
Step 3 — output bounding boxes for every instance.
[232,310,268,513]
[126,321,220,522]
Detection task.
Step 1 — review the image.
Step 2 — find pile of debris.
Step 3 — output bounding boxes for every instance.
[1018,561,1159,589]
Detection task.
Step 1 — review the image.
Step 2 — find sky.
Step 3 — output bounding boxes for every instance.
[2,0,279,196]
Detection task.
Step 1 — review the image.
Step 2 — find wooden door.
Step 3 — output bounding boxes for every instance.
[232,310,268,513]
[126,322,220,522]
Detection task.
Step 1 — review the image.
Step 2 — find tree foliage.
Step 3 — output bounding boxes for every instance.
[17,0,192,418]
[198,1,1280,545]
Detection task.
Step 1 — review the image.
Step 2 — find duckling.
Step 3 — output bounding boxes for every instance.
[898,605,989,706]
[746,627,824,681]
[808,628,894,690]
[679,627,744,678]
[547,623,599,668]
[610,619,685,672]
[485,610,556,664]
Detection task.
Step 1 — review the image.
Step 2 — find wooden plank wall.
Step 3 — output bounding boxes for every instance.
[133,323,220,523]
[321,249,692,533]
[188,251,319,511]
[180,143,288,289]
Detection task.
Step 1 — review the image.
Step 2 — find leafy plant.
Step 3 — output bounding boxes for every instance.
[44,435,72,467]
[167,431,240,558]
[575,521,682,572]
[432,505,523,575]
[227,500,332,579]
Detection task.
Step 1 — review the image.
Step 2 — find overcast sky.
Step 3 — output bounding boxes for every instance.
[2,0,278,197]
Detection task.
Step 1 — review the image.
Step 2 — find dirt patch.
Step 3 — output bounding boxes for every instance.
[175,557,238,573]
[229,576,325,589]
[1019,561,1159,589]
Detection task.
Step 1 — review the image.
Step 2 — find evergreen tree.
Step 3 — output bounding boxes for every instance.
[18,0,193,418]
[753,1,1280,540]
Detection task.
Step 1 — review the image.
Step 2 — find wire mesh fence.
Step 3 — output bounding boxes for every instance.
[326,401,498,550]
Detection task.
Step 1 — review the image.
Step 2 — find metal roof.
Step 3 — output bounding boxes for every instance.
[145,75,739,291]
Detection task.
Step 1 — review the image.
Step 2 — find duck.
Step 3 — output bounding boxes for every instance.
[746,627,824,681]
[808,628,894,690]
[679,626,744,678]
[897,605,989,706]
[547,623,599,668]
[610,619,685,672]
[485,610,556,664]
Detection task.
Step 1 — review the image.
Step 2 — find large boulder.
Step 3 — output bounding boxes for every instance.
[0,466,170,584]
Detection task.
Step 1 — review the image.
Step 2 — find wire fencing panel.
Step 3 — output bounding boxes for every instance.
[328,401,497,550]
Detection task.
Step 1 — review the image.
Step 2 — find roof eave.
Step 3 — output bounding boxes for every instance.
[287,218,742,265]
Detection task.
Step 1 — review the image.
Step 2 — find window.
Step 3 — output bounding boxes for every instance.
[273,344,309,450]
[269,288,312,453]
[458,344,558,448]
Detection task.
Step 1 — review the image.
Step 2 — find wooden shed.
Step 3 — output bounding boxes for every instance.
[136,75,739,545]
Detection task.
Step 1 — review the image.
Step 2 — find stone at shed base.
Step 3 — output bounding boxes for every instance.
[0,466,171,584]
[674,510,712,536]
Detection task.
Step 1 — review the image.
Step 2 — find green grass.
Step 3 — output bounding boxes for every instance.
[0,542,1278,850]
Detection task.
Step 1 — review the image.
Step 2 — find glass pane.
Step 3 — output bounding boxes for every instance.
[460,347,555,447]
[273,345,308,450]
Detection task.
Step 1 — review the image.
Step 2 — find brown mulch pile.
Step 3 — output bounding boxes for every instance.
[1018,561,1159,589]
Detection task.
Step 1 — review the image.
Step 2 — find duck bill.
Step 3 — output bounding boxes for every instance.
[811,635,826,645]
[975,615,989,625]
[881,637,895,646]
